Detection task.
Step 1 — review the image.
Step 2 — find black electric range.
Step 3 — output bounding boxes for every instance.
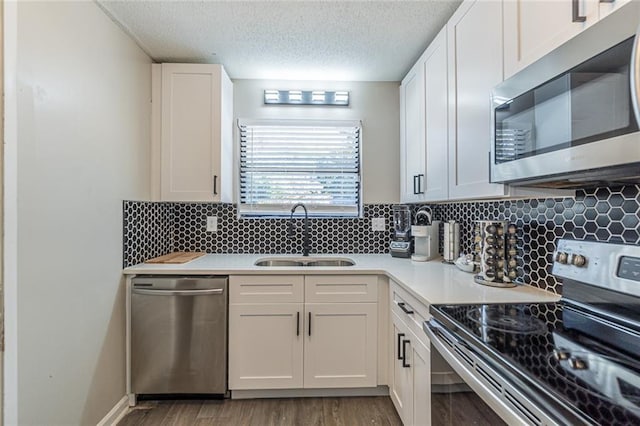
[425,239,640,425]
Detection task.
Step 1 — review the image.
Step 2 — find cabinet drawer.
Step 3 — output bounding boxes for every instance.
[390,281,430,348]
[230,275,304,304]
[305,275,378,303]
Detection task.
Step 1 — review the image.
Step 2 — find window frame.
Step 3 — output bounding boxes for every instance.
[236,118,363,219]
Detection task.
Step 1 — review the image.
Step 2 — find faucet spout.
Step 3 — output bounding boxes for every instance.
[289,203,311,256]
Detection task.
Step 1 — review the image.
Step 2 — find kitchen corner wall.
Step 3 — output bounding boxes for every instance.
[6,2,151,425]
[125,185,640,296]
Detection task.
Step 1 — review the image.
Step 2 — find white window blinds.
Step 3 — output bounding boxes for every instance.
[238,119,362,217]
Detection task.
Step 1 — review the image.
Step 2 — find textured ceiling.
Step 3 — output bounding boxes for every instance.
[97,0,462,81]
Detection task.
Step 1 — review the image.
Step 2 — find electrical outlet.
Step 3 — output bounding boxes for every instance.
[206,216,218,232]
[371,217,386,232]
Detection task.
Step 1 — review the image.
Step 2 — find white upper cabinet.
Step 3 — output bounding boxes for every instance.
[504,0,633,79]
[152,63,233,202]
[423,27,449,202]
[400,64,426,203]
[400,27,449,203]
[399,0,571,202]
[447,0,508,200]
[599,0,632,19]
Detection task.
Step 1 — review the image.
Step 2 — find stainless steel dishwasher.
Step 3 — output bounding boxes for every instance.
[131,275,228,396]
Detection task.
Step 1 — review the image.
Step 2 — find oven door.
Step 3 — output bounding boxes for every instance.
[425,319,556,426]
[430,340,506,425]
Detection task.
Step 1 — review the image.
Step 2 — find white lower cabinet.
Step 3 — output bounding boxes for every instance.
[389,279,433,426]
[304,302,378,388]
[229,275,378,390]
[228,303,303,390]
[390,311,431,426]
[410,335,431,426]
[391,315,412,422]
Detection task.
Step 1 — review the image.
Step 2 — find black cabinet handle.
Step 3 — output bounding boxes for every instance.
[397,333,405,360]
[413,175,419,195]
[572,0,586,22]
[308,312,312,336]
[402,340,411,368]
[213,175,218,195]
[398,302,414,315]
[296,312,300,336]
[417,174,424,194]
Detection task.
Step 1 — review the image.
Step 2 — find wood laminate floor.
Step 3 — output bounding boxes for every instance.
[118,396,403,426]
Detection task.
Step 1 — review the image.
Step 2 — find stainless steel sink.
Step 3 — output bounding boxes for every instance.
[254,259,305,267]
[254,257,355,267]
[305,259,355,267]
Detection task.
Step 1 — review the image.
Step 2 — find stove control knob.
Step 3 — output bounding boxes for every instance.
[553,349,570,361]
[554,251,569,265]
[571,254,587,267]
[568,357,588,370]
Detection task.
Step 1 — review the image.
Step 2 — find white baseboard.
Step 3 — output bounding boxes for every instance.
[97,395,130,426]
[231,386,389,400]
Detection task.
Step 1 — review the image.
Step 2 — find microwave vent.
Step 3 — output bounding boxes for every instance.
[504,163,640,189]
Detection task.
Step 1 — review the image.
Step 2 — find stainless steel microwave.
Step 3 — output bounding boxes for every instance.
[491,4,640,189]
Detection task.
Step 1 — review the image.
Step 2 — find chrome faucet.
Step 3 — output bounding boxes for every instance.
[288,203,311,256]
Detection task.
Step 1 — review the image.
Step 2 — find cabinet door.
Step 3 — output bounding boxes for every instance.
[390,313,412,425]
[447,0,508,200]
[160,63,229,202]
[410,336,431,426]
[400,65,426,203]
[228,303,303,389]
[504,0,599,79]
[423,27,449,202]
[599,0,632,19]
[304,303,378,388]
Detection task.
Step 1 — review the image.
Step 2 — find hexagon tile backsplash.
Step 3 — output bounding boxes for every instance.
[123,185,640,295]
[429,186,640,294]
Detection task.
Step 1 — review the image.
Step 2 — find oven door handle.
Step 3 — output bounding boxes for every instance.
[426,318,472,351]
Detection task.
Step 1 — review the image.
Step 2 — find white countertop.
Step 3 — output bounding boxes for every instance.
[123,254,560,306]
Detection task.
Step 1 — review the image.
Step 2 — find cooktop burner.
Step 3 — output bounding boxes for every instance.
[466,305,547,334]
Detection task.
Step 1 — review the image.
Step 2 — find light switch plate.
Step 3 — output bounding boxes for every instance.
[372,217,386,232]
[206,216,218,232]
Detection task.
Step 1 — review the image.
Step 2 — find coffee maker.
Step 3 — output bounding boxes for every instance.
[411,207,440,261]
[390,205,413,258]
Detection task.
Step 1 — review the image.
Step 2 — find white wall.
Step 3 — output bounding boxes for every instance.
[0,0,4,422]
[5,1,151,424]
[233,80,400,204]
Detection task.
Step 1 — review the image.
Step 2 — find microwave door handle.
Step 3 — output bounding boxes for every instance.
[631,31,640,125]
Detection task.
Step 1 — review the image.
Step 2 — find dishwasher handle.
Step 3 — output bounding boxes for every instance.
[132,288,224,296]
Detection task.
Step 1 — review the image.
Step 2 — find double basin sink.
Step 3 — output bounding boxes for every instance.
[255,257,355,267]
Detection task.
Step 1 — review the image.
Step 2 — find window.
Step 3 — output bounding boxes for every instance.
[238,119,362,217]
